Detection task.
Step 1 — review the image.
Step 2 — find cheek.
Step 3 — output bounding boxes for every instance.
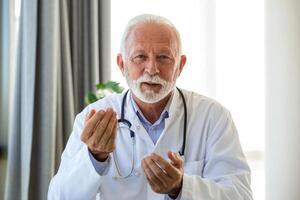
[125,64,144,80]
[160,67,178,81]
[129,70,143,80]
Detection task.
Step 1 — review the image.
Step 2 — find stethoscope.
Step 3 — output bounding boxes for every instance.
[112,87,187,179]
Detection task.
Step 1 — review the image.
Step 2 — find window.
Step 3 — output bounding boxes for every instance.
[216,1,265,199]
[111,0,265,199]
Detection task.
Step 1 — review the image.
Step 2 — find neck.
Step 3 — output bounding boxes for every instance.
[132,92,173,124]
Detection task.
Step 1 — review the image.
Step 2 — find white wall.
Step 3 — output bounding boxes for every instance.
[265,0,300,199]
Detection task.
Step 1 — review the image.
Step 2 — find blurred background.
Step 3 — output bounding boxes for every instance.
[0,0,299,199]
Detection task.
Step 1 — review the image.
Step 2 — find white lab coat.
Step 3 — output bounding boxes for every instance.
[48,89,252,200]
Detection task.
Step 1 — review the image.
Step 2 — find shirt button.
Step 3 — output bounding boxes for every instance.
[137,125,141,130]
[134,172,140,176]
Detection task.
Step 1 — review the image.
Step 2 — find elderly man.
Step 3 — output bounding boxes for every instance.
[48,14,252,200]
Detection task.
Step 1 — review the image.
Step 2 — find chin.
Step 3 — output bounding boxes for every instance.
[140,88,161,94]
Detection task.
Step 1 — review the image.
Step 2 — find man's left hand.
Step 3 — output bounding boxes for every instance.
[141,151,184,199]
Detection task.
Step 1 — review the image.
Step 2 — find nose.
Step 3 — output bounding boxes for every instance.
[144,56,159,75]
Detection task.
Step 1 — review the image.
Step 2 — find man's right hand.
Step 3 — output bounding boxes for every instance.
[80,108,118,162]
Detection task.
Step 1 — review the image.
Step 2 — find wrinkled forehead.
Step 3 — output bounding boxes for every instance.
[128,43,176,56]
[126,23,179,55]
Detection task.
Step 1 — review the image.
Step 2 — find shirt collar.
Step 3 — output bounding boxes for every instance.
[129,91,174,126]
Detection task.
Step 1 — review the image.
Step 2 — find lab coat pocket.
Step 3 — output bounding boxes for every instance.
[184,159,204,176]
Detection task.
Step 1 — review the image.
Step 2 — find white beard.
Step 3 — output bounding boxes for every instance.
[124,67,177,103]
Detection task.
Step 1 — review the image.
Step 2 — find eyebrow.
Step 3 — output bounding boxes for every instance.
[130,50,146,55]
[129,49,174,56]
[155,50,172,55]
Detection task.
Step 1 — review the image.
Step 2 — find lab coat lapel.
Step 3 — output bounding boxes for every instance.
[153,89,184,159]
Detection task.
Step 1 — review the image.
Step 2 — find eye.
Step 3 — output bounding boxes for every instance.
[157,55,172,63]
[132,54,147,63]
[158,55,170,59]
[136,55,147,59]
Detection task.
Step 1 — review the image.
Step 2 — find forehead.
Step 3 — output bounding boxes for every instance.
[126,23,178,53]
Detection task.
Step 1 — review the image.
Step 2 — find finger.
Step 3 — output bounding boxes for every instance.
[99,112,117,146]
[151,153,179,180]
[141,159,164,188]
[96,108,114,135]
[105,116,118,148]
[88,108,114,148]
[168,151,183,168]
[146,175,161,193]
[81,110,105,142]
[84,109,96,124]
[146,157,173,187]
[92,108,114,143]
[88,117,116,153]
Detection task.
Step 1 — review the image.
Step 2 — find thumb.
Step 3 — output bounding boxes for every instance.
[168,151,183,168]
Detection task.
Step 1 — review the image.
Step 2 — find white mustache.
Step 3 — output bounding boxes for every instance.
[134,74,168,86]
[124,66,176,103]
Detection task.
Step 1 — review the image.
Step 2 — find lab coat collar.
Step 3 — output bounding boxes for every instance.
[124,88,181,126]
[128,92,172,127]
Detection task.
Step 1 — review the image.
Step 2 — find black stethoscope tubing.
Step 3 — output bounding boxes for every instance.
[118,87,187,156]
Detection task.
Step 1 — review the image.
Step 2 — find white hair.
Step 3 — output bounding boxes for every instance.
[120,14,182,57]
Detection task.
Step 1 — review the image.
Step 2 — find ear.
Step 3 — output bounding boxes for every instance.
[117,54,125,76]
[177,55,187,76]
